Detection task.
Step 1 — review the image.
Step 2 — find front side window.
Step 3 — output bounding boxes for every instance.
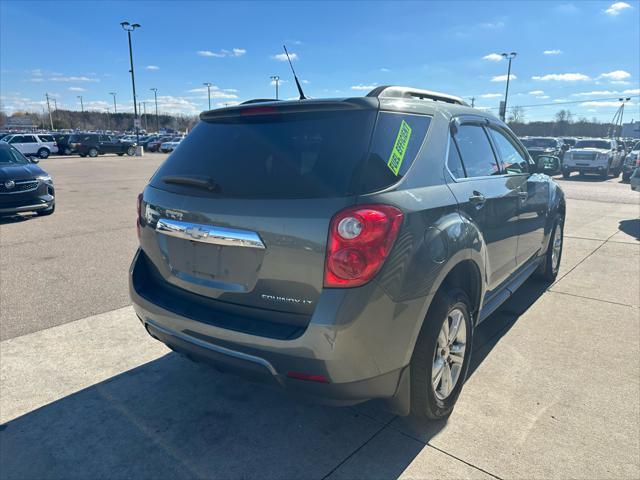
[489,127,529,174]
[452,124,500,178]
[9,136,23,144]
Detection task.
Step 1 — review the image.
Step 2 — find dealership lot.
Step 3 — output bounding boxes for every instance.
[1,154,639,479]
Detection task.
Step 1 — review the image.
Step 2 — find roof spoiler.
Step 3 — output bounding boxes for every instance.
[367,86,468,106]
[240,99,281,105]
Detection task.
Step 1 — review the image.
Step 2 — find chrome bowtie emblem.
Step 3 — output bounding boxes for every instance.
[185,226,208,240]
[4,180,15,189]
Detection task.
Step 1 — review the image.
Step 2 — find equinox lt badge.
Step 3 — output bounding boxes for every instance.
[261,294,313,305]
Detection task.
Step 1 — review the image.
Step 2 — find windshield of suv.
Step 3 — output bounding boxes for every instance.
[151,108,431,199]
[575,140,611,149]
[521,138,557,148]
[0,143,29,164]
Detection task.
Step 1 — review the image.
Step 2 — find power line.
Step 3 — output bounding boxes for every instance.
[483,95,640,111]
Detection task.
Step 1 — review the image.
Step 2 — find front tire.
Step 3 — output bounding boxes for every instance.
[126,146,136,156]
[409,288,473,421]
[536,215,564,282]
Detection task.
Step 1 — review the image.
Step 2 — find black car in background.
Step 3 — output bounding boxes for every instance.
[0,142,55,216]
[54,134,74,155]
[69,134,136,157]
[520,137,566,163]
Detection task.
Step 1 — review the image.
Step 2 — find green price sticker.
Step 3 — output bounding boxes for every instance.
[387,119,412,176]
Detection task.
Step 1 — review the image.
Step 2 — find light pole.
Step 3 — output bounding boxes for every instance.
[150,88,159,132]
[203,82,212,110]
[106,108,111,131]
[109,92,117,114]
[77,95,85,130]
[270,75,280,99]
[500,52,517,122]
[120,21,141,149]
[45,93,54,130]
[142,101,148,131]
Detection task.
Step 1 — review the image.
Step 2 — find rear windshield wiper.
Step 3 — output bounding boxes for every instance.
[162,175,220,192]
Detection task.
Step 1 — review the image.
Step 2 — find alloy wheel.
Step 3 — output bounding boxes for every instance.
[432,308,467,400]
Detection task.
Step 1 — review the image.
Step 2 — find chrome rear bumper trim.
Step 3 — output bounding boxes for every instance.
[156,218,265,249]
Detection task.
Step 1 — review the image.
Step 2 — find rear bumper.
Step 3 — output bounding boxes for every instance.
[129,248,426,405]
[563,164,607,173]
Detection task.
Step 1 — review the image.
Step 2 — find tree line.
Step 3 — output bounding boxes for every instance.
[1,109,199,132]
[507,108,620,137]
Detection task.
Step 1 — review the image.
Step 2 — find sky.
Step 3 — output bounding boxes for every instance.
[1,0,639,122]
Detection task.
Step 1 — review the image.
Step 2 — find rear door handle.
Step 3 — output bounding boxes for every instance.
[469,192,486,207]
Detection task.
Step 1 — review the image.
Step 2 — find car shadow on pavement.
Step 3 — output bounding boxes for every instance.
[0,213,36,225]
[619,219,640,240]
[0,280,549,480]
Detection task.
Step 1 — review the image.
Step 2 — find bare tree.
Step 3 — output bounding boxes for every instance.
[508,106,525,123]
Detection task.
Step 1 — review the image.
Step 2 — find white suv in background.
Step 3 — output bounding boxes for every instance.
[2,134,58,159]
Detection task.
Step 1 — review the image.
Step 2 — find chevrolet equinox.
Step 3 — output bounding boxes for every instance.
[130,86,565,420]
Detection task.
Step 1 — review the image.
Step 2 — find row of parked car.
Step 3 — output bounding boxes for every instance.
[519,135,640,181]
[0,131,186,158]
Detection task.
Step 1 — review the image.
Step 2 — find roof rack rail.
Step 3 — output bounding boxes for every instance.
[367,86,468,106]
[240,99,281,105]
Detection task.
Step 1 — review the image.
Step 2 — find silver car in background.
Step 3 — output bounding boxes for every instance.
[562,138,623,179]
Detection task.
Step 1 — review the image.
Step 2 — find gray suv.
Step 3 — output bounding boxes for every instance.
[130,86,565,420]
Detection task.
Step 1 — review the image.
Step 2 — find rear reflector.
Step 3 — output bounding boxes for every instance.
[324,204,403,288]
[286,371,329,383]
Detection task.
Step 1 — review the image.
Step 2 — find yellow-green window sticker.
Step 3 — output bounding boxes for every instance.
[387,120,412,176]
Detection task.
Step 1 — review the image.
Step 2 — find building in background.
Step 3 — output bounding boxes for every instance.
[622,121,640,139]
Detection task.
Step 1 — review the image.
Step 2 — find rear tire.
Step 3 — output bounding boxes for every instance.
[126,146,136,156]
[536,215,564,282]
[409,288,473,421]
[88,148,98,158]
[64,147,72,155]
[117,153,124,156]
[562,171,571,179]
[612,167,621,178]
[37,148,49,159]
[622,172,631,182]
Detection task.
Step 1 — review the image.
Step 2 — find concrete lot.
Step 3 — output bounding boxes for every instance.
[1,154,639,479]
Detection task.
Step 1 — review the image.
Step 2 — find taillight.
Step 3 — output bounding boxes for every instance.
[136,193,143,239]
[636,158,640,167]
[324,204,403,288]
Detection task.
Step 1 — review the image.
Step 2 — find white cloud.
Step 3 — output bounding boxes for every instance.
[84,100,110,111]
[528,90,545,95]
[68,87,86,92]
[537,95,551,99]
[215,101,241,108]
[380,67,390,72]
[532,73,590,81]
[604,2,632,16]
[599,70,631,80]
[610,80,631,85]
[479,21,505,29]
[581,100,635,107]
[543,49,563,55]
[146,65,159,71]
[623,88,640,95]
[572,90,618,96]
[350,84,377,91]
[50,75,99,82]
[480,93,502,98]
[272,52,298,62]
[482,53,503,62]
[491,74,517,82]
[197,48,246,58]
[187,86,238,99]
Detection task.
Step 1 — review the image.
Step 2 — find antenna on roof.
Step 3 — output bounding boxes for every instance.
[283,45,306,100]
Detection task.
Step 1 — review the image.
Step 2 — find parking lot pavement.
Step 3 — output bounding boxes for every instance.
[1,161,639,479]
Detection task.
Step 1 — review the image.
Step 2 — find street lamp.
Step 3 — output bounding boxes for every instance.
[150,88,159,132]
[120,21,141,149]
[109,92,117,114]
[203,82,212,110]
[270,75,280,100]
[500,52,517,122]
[77,95,85,130]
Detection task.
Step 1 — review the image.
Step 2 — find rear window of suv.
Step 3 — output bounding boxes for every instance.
[575,140,611,149]
[151,108,431,199]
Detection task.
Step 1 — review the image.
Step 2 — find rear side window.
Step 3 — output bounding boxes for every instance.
[151,109,430,199]
[452,124,500,177]
[23,135,37,143]
[38,135,54,142]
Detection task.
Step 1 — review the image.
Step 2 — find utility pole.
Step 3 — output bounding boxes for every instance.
[110,92,117,114]
[470,97,475,108]
[120,21,141,149]
[500,52,517,121]
[270,75,280,99]
[106,108,111,131]
[77,95,85,130]
[45,93,54,130]
[203,82,212,110]
[142,101,148,131]
[150,88,159,132]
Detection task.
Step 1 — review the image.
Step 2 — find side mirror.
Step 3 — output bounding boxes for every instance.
[537,155,559,175]
[31,157,40,164]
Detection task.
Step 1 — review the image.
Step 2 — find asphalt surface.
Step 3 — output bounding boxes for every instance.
[0,155,639,479]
